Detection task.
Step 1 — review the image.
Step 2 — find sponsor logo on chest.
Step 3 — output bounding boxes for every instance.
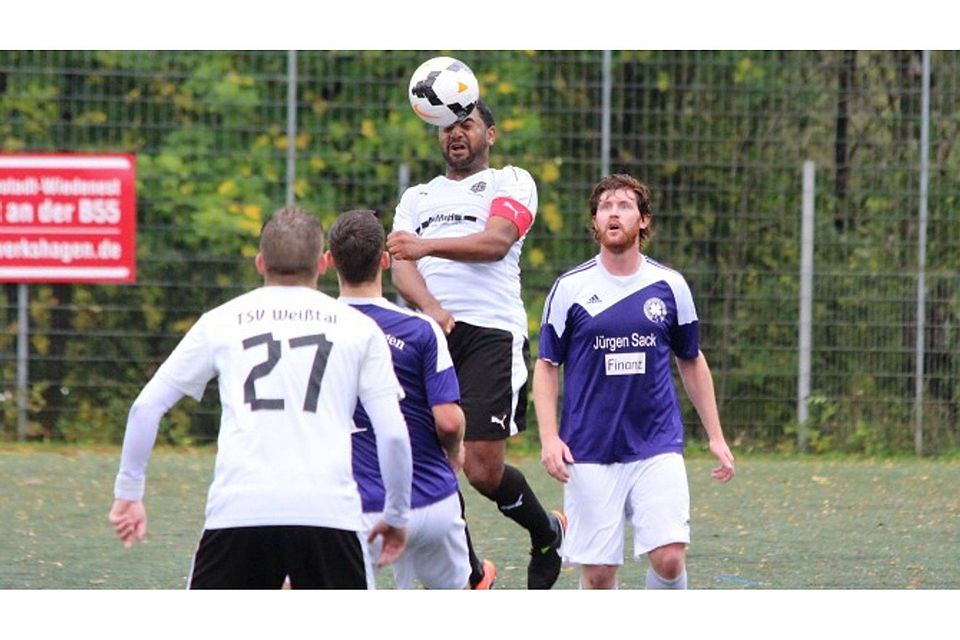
[594,333,656,376]
[593,333,657,351]
[605,352,646,376]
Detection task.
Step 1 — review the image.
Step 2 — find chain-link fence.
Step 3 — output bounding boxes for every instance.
[1,51,957,453]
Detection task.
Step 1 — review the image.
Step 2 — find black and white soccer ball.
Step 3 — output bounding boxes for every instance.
[408,56,480,127]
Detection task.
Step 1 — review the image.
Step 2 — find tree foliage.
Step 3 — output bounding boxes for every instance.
[0,51,957,453]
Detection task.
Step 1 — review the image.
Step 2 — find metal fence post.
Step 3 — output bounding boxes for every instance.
[286,50,298,207]
[601,50,612,179]
[798,160,815,451]
[914,50,931,456]
[16,283,28,440]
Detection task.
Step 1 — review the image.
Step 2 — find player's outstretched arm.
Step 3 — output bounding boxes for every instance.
[676,352,735,482]
[110,377,185,547]
[533,358,574,483]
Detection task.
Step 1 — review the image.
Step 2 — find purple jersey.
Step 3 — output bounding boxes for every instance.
[539,256,700,464]
[344,297,460,512]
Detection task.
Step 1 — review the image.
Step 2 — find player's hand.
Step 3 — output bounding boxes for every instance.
[387,231,428,261]
[445,443,465,473]
[109,499,147,548]
[540,435,574,483]
[421,303,455,335]
[367,521,408,568]
[708,436,736,483]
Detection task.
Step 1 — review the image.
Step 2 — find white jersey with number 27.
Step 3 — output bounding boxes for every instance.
[152,285,404,531]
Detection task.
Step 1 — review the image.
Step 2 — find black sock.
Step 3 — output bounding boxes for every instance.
[492,465,554,547]
[459,490,485,587]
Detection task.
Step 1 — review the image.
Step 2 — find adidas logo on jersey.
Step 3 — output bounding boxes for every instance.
[587,294,602,304]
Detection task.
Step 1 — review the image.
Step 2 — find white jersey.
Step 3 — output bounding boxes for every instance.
[393,165,537,336]
[152,285,404,531]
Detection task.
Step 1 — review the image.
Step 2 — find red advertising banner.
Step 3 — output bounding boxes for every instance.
[0,153,136,283]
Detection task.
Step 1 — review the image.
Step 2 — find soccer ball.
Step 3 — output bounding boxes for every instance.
[408,56,480,127]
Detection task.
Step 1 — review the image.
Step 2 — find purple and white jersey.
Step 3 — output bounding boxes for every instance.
[539,256,700,464]
[343,297,461,512]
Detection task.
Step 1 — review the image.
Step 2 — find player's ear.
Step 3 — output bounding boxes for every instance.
[380,250,391,270]
[318,251,334,275]
[487,124,496,147]
[254,252,266,275]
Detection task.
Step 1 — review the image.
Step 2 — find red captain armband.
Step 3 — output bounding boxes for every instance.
[490,197,534,237]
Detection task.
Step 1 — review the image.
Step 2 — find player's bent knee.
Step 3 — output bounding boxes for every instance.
[463,464,501,496]
[648,543,686,580]
[462,445,506,496]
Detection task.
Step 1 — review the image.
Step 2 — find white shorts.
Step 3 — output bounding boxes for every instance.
[361,492,470,589]
[562,453,690,566]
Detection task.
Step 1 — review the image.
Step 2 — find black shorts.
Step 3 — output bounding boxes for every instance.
[187,525,368,589]
[447,322,529,442]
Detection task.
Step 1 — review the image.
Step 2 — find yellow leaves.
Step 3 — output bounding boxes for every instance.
[361,119,376,138]
[75,111,108,125]
[242,204,262,221]
[273,129,309,152]
[734,56,765,84]
[4,137,26,152]
[528,315,540,335]
[217,180,236,196]
[293,178,309,199]
[663,160,679,175]
[540,161,560,184]
[310,157,327,171]
[541,202,564,233]
[501,118,524,133]
[527,247,545,267]
[225,71,255,88]
[656,71,671,92]
[496,82,515,95]
[31,334,50,356]
[374,164,393,183]
[170,317,196,334]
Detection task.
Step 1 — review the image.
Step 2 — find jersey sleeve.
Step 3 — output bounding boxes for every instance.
[392,186,421,234]
[419,316,460,407]
[152,314,217,400]
[667,274,700,360]
[492,166,538,238]
[114,377,185,500]
[538,276,571,365]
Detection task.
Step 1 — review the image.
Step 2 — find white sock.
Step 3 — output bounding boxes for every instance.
[646,567,687,589]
